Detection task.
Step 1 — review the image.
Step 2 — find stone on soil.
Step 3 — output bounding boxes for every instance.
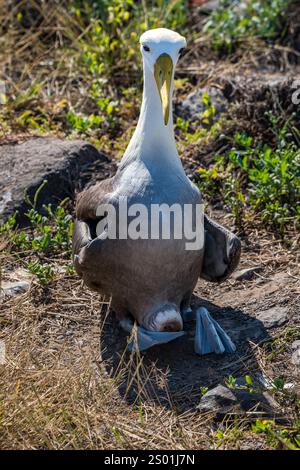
[1,267,32,297]
[197,384,279,415]
[0,138,108,224]
[1,280,30,297]
[291,348,300,367]
[233,266,262,281]
[175,87,227,122]
[256,307,288,329]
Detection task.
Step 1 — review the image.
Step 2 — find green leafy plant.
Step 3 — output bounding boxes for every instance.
[10,200,73,255]
[176,116,190,133]
[66,111,104,132]
[4,181,73,255]
[224,374,258,393]
[25,260,54,285]
[0,213,17,235]
[198,121,300,232]
[200,386,209,396]
[175,92,224,149]
[201,91,217,125]
[1,183,73,285]
[203,0,291,53]
[252,418,300,450]
[224,374,237,389]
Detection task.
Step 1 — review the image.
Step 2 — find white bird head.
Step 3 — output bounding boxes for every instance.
[140,28,186,126]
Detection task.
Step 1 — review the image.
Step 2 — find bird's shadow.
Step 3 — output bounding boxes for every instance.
[100,295,271,412]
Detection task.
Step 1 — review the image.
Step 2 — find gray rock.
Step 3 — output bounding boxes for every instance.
[256,307,288,329]
[197,384,279,415]
[233,266,262,281]
[198,0,220,14]
[175,87,227,122]
[291,349,300,366]
[231,321,267,342]
[1,280,30,297]
[197,385,236,413]
[0,138,108,224]
[291,340,300,350]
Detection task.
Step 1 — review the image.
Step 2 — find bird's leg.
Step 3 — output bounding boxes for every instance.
[114,304,134,335]
[142,304,183,332]
[119,305,184,351]
[112,300,132,324]
[180,292,193,321]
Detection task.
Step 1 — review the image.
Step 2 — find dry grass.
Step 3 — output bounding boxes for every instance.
[0,0,112,144]
[0,272,213,450]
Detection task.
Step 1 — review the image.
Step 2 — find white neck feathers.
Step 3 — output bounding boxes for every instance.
[120,59,179,167]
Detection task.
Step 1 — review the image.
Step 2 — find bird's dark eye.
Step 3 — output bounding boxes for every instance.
[179,47,185,56]
[143,45,150,52]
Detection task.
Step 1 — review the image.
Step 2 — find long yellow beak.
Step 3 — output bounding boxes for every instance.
[154,54,173,126]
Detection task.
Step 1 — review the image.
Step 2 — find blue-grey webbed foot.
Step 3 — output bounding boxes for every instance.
[194,307,236,355]
[119,318,184,352]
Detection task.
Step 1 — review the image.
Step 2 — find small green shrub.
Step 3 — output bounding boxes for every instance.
[9,200,73,255]
[25,260,54,285]
[198,119,300,232]
[203,0,291,53]
[175,92,224,148]
[224,374,237,389]
[1,181,74,285]
[252,418,300,449]
[67,111,105,132]
[0,213,17,235]
[1,191,73,284]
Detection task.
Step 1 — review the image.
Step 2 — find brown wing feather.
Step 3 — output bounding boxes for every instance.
[74,180,240,284]
[73,177,114,270]
[75,177,114,221]
[201,214,241,283]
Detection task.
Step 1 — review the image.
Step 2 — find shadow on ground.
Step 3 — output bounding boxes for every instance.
[100,295,271,412]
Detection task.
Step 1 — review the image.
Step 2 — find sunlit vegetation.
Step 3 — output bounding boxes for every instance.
[197,117,300,232]
[1,182,73,285]
[1,1,298,236]
[203,0,292,53]
[0,0,188,150]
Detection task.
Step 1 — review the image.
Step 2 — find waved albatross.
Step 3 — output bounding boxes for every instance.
[73,28,241,353]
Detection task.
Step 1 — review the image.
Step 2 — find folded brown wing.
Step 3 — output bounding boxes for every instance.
[200,215,241,283]
[72,177,114,280]
[73,181,240,284]
[76,177,114,221]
